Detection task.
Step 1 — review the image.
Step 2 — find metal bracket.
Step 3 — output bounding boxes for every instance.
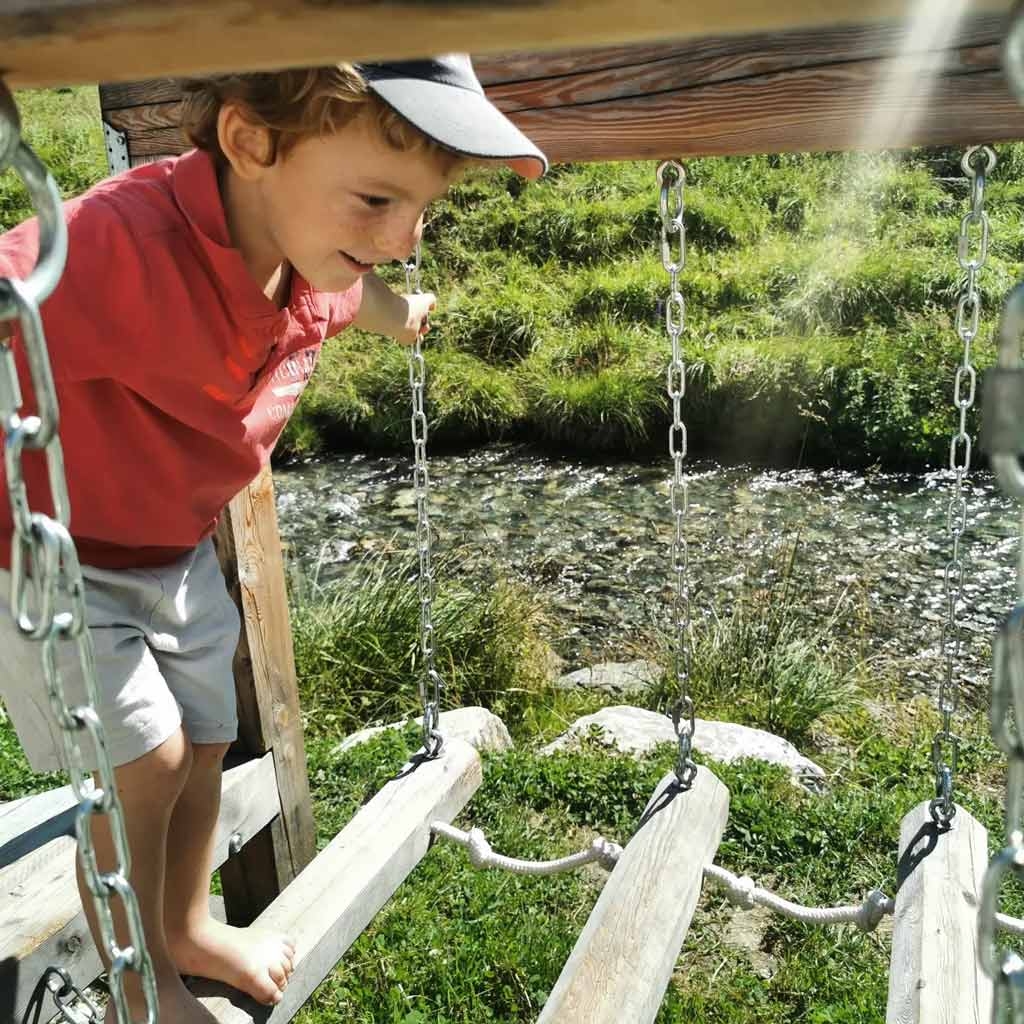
[101,122,129,175]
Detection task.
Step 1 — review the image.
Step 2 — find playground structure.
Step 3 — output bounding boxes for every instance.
[4,2,1024,1023]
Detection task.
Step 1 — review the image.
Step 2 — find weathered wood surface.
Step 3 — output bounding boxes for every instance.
[189,739,483,1024]
[885,801,993,1024]
[1,0,1013,89]
[99,13,1024,163]
[0,753,279,1024]
[214,466,316,925]
[537,766,730,1024]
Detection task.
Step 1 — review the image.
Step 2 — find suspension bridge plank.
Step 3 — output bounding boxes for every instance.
[0,753,280,1024]
[885,800,993,1024]
[97,11,1021,164]
[188,739,483,1024]
[0,0,1013,90]
[536,766,729,1024]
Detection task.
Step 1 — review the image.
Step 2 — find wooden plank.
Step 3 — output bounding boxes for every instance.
[96,12,1019,163]
[0,788,77,866]
[189,739,483,1024]
[537,766,729,1024]
[513,65,1024,161]
[213,467,316,926]
[885,801,993,1024]
[0,0,1013,90]
[0,754,280,1024]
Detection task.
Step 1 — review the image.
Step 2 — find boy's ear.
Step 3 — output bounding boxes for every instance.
[217,102,275,180]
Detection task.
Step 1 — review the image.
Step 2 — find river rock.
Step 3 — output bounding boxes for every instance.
[541,705,826,791]
[334,705,513,755]
[555,660,660,694]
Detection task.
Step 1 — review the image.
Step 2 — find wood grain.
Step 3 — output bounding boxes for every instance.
[885,801,993,1023]
[537,766,729,1024]
[0,754,280,1024]
[189,740,483,1024]
[98,13,1021,163]
[213,467,316,925]
[1,0,1013,90]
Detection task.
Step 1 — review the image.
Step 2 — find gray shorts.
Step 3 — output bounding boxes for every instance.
[0,538,240,773]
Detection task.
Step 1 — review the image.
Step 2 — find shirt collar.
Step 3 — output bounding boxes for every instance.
[171,148,315,329]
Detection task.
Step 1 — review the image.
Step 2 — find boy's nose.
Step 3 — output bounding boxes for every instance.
[377,214,424,264]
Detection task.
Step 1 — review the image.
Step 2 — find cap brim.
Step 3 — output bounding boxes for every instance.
[366,77,548,180]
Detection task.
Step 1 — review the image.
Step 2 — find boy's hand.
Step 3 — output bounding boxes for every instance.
[398,292,437,347]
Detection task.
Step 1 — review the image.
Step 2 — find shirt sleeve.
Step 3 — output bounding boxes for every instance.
[325,276,364,337]
[0,192,143,383]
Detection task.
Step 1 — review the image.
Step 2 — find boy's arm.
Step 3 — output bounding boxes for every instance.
[352,271,435,345]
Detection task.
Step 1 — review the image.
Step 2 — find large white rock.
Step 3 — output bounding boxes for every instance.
[555,660,660,694]
[541,705,825,791]
[334,705,513,755]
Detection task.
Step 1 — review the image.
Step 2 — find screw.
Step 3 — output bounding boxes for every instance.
[228,832,244,855]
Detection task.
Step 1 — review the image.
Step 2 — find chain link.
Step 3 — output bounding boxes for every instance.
[929,144,996,826]
[981,279,1024,1022]
[0,84,157,1024]
[404,246,444,758]
[657,161,696,787]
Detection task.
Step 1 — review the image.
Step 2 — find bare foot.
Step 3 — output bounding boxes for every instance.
[168,919,296,1006]
[104,970,219,1024]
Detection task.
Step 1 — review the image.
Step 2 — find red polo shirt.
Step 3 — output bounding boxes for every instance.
[0,149,362,569]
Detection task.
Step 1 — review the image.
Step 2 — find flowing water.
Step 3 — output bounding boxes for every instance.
[274,445,1022,702]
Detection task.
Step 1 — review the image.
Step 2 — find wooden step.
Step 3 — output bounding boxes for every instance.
[189,738,482,1023]
[1,752,280,1024]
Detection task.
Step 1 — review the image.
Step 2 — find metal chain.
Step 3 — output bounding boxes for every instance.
[930,144,996,827]
[980,281,1024,1023]
[0,84,157,1024]
[657,161,696,787]
[404,245,444,758]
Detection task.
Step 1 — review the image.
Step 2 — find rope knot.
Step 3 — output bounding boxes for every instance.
[466,827,493,869]
[726,874,757,910]
[857,889,894,933]
[591,837,623,871]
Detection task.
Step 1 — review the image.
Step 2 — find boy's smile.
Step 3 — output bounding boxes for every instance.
[220,107,460,300]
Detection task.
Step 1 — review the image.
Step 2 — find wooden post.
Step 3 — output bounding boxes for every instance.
[885,801,993,1023]
[214,467,316,925]
[190,739,483,1024]
[537,766,730,1024]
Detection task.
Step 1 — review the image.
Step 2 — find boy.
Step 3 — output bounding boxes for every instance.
[0,55,546,1024]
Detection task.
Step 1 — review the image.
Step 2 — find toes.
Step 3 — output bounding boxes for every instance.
[269,963,289,991]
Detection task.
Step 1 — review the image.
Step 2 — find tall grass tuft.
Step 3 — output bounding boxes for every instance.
[290,549,551,742]
[653,539,859,742]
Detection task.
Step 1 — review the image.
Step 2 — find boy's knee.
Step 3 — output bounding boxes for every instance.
[190,739,231,769]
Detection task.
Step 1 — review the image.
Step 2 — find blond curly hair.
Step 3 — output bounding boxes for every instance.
[181,64,461,168]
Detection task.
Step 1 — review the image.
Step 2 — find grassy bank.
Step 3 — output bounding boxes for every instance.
[286,150,1024,469]
[4,88,1023,468]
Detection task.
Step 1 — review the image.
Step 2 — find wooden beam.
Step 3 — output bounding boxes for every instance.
[214,467,317,926]
[188,739,483,1024]
[885,801,993,1023]
[537,766,729,1024]
[0,0,1013,90]
[97,13,1023,163]
[0,754,280,1024]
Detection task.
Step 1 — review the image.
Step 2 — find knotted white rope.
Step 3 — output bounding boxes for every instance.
[430,821,1024,937]
[701,862,893,932]
[430,821,623,874]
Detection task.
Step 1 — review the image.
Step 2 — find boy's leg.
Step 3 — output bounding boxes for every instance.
[76,728,219,1024]
[162,740,294,1005]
